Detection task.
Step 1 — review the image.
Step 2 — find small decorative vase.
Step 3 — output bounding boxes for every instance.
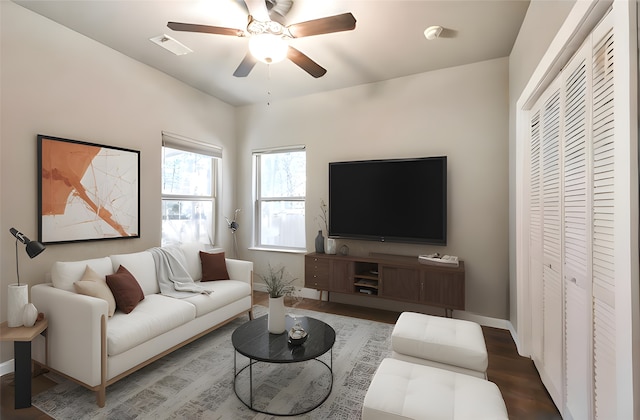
[7,284,28,327]
[326,237,337,255]
[23,303,38,327]
[314,230,325,253]
[268,296,286,334]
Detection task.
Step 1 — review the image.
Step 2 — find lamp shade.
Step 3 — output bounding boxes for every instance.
[26,240,46,258]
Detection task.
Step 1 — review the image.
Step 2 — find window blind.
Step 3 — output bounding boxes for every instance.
[162,131,222,158]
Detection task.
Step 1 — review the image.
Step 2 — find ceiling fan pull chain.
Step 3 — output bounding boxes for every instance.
[267,63,272,106]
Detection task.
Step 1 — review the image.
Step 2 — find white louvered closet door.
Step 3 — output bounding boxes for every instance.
[562,41,592,420]
[529,90,571,412]
[528,78,564,408]
[540,82,564,405]
[529,110,544,365]
[590,18,616,420]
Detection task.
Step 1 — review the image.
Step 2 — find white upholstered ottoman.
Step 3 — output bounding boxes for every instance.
[391,312,488,378]
[362,358,508,420]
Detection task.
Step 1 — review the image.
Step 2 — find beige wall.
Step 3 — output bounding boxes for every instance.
[0,0,578,366]
[237,57,510,320]
[508,0,576,327]
[0,2,237,363]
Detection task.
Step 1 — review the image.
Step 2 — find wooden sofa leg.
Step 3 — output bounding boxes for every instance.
[248,309,254,320]
[98,314,107,407]
[96,387,106,407]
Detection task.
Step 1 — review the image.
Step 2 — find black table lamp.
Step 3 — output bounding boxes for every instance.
[10,227,46,285]
[7,228,45,327]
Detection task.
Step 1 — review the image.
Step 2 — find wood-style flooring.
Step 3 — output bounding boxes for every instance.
[1,291,561,419]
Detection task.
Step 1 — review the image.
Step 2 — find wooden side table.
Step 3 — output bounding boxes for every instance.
[0,319,48,409]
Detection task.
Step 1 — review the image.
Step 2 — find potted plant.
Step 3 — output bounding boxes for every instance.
[258,263,297,334]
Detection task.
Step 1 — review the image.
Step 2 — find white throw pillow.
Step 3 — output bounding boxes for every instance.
[180,243,225,281]
[109,251,158,295]
[178,242,204,281]
[51,257,113,292]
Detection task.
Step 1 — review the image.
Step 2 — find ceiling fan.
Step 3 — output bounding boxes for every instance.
[167,0,356,78]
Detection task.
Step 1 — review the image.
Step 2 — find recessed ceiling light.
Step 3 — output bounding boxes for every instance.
[424,26,443,41]
[150,34,193,56]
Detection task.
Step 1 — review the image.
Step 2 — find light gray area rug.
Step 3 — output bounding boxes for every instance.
[33,306,393,419]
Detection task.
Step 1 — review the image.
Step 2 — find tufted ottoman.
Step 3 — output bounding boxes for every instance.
[391,312,488,378]
[362,358,508,420]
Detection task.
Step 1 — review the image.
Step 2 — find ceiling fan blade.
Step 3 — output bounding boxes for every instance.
[233,53,258,77]
[267,0,293,20]
[168,22,244,37]
[287,13,356,38]
[243,0,270,21]
[287,46,327,78]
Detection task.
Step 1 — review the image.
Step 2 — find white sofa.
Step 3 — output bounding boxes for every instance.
[31,243,253,407]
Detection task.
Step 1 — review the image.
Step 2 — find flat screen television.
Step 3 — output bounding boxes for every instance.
[328,156,447,245]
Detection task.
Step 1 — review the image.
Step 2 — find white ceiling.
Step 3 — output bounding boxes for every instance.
[14,0,530,106]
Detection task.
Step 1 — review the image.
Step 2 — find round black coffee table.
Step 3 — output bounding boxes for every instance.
[231,314,336,416]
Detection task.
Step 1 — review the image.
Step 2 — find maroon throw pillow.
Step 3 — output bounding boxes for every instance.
[106,265,144,314]
[200,251,230,281]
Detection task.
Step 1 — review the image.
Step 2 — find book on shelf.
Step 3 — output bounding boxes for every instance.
[418,253,459,267]
[356,279,377,286]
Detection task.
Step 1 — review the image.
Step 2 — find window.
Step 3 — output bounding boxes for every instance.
[161,132,221,246]
[254,147,306,250]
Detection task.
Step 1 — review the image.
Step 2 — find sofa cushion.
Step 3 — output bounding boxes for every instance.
[74,265,116,317]
[106,294,196,356]
[179,242,205,280]
[183,280,251,317]
[200,251,230,281]
[106,265,145,314]
[109,251,159,295]
[51,257,114,292]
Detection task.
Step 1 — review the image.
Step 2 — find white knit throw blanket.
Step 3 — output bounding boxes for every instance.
[147,246,211,298]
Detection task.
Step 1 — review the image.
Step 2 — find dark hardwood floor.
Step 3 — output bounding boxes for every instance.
[1,291,561,419]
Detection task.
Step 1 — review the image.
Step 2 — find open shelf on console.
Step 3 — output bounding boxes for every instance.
[353,261,379,294]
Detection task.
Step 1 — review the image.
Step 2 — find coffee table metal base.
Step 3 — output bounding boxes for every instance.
[233,349,333,416]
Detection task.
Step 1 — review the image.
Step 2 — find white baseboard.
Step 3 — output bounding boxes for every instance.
[454,311,521,351]
[256,285,520,338]
[453,310,513,330]
[508,322,525,356]
[0,359,14,376]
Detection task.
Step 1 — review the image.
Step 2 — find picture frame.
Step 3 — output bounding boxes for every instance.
[37,134,140,244]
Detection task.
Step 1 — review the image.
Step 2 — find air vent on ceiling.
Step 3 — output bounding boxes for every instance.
[150,34,193,55]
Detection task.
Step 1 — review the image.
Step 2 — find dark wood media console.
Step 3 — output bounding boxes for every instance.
[305,252,465,316]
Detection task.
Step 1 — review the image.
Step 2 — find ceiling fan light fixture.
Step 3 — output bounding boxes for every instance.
[249,33,288,63]
[424,25,443,41]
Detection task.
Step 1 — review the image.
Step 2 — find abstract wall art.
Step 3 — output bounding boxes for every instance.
[38,135,140,244]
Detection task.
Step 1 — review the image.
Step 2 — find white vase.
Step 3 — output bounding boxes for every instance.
[326,238,337,255]
[23,303,38,327]
[268,296,286,334]
[7,284,28,327]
